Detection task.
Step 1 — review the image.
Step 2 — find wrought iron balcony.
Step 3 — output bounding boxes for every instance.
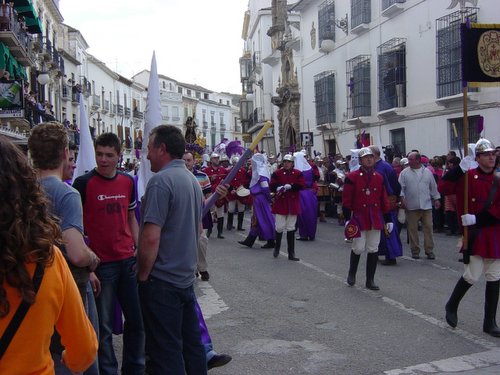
[0,5,36,67]
[133,109,143,119]
[117,104,123,115]
[124,107,131,117]
[102,100,110,113]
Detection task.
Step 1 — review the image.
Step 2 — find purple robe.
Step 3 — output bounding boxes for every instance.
[296,169,318,239]
[375,159,403,259]
[249,176,275,240]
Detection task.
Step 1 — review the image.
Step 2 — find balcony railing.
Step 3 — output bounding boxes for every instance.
[0,5,36,66]
[117,104,123,115]
[172,116,180,122]
[133,109,143,119]
[124,107,131,117]
[112,104,117,116]
[220,123,226,132]
[202,121,208,130]
[102,100,110,113]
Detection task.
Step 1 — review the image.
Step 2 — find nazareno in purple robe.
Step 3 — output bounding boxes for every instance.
[249,176,275,241]
[296,169,318,239]
[374,159,403,259]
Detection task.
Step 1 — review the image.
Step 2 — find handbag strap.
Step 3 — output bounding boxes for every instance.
[0,262,45,359]
[483,174,499,211]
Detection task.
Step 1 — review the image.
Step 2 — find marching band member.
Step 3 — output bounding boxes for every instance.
[270,154,305,261]
[343,148,392,290]
[203,153,228,238]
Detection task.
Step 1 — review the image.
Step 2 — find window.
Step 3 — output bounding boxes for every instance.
[178,87,182,94]
[204,93,209,100]
[318,0,335,45]
[162,81,166,89]
[196,91,201,99]
[378,38,406,111]
[449,115,482,149]
[351,0,370,28]
[346,55,371,118]
[382,0,405,11]
[187,89,191,96]
[314,71,336,125]
[436,8,477,98]
[172,106,179,119]
[220,112,225,125]
[390,128,406,156]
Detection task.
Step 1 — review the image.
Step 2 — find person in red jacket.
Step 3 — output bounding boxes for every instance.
[439,138,500,337]
[203,153,228,238]
[270,154,305,261]
[342,147,393,290]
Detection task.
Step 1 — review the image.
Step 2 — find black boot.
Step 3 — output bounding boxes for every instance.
[206,228,212,238]
[445,277,472,328]
[237,212,245,231]
[226,213,234,231]
[365,253,380,290]
[483,280,500,337]
[217,218,224,239]
[238,234,257,248]
[347,251,360,286]
[273,231,282,258]
[261,240,275,249]
[287,231,299,261]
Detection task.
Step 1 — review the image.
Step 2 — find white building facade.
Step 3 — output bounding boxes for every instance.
[241,0,500,159]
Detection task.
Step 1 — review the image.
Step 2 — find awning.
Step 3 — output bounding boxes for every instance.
[0,43,27,80]
[24,16,42,34]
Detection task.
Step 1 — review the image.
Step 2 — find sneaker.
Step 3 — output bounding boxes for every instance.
[200,271,210,281]
[426,252,435,260]
[207,354,232,370]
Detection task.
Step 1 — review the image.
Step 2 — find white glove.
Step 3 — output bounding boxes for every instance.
[385,223,394,234]
[277,185,285,193]
[284,184,292,191]
[461,214,476,226]
[460,156,478,172]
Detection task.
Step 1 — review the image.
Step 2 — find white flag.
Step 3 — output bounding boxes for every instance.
[137,51,162,200]
[73,93,96,181]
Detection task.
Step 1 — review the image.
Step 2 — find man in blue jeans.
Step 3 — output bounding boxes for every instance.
[74,133,145,375]
[138,125,207,374]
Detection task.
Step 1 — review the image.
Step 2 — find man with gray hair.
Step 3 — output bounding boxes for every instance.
[399,151,441,260]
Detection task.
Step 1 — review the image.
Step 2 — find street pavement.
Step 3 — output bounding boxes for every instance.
[112,214,500,374]
[194,215,500,374]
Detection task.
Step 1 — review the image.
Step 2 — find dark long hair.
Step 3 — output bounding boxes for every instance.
[0,136,61,318]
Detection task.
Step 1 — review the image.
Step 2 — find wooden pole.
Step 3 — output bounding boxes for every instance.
[462,85,470,264]
[203,121,273,216]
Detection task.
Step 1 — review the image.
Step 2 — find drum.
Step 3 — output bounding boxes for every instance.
[317,184,330,197]
[317,184,331,203]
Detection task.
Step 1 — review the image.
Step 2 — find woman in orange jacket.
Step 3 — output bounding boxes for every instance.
[0,136,97,374]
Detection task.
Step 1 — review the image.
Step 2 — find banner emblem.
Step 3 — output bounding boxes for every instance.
[478,30,500,78]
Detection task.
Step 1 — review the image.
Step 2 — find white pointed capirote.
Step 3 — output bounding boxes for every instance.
[73,92,96,182]
[137,51,162,200]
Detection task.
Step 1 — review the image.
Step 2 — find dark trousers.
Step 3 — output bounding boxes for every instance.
[139,277,207,375]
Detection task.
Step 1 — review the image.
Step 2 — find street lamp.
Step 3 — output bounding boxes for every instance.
[37,63,50,85]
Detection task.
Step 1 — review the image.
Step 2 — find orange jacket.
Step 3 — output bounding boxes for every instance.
[0,247,98,374]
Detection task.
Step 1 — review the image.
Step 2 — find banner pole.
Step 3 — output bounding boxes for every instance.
[203,121,273,216]
[462,85,470,264]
